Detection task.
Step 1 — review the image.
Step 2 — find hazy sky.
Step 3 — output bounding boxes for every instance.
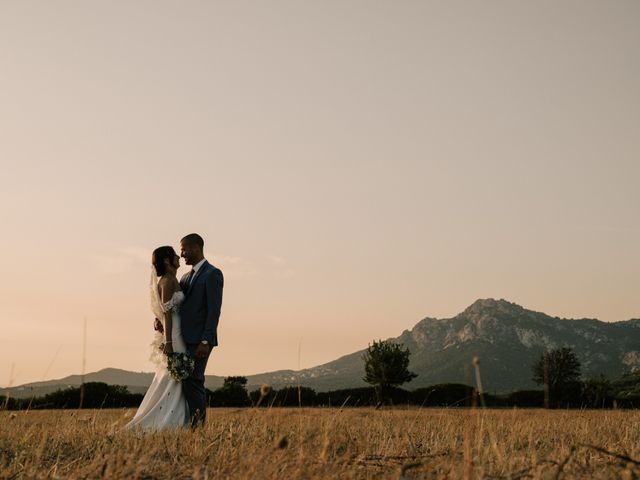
[1,1,638,387]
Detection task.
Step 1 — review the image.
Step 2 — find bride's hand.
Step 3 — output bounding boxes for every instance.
[163,342,174,355]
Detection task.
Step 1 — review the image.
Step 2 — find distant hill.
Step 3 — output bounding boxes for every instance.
[2,368,225,399]
[3,369,151,398]
[4,299,639,397]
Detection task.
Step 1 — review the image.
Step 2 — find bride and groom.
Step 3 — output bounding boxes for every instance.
[125,233,224,431]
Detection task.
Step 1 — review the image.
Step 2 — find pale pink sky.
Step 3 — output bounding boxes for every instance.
[1,1,638,387]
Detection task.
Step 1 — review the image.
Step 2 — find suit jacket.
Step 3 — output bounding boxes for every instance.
[179,260,224,346]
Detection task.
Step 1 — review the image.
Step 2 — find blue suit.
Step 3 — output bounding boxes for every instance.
[179,260,224,426]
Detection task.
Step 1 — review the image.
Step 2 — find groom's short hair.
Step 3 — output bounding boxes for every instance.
[181,233,204,249]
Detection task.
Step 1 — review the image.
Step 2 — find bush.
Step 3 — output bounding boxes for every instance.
[208,377,252,407]
[29,383,143,409]
[503,390,545,407]
[315,387,409,407]
[268,386,317,407]
[581,377,614,408]
[410,384,476,407]
[249,387,277,407]
[1,396,23,410]
[209,385,251,407]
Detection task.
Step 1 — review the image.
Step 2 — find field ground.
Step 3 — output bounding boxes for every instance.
[1,408,639,479]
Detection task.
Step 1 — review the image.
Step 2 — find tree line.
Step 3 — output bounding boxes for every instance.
[2,342,639,410]
[1,382,144,410]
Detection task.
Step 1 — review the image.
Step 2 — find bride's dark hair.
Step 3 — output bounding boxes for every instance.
[152,246,177,277]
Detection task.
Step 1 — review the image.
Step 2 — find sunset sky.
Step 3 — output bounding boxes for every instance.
[1,1,638,387]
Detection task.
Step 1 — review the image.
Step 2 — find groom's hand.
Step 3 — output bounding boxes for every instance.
[195,343,209,359]
[154,318,164,334]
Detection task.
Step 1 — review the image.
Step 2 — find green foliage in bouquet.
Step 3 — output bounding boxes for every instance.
[167,352,195,382]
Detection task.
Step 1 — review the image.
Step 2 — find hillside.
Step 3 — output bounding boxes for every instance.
[4,299,639,397]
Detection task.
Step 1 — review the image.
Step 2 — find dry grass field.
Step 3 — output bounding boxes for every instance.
[1,407,639,479]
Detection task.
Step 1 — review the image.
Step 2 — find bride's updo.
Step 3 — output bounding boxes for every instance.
[152,246,177,277]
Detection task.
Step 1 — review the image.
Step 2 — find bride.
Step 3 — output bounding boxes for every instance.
[124,246,189,431]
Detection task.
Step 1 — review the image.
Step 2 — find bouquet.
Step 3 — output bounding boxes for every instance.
[166,351,195,382]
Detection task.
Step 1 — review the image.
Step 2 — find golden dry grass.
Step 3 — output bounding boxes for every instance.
[1,408,639,479]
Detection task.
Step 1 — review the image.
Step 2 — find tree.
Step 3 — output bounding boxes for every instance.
[210,376,251,407]
[532,347,582,408]
[581,375,612,408]
[223,376,248,388]
[363,340,417,405]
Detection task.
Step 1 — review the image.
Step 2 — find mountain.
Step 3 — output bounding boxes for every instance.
[4,299,640,397]
[286,298,640,392]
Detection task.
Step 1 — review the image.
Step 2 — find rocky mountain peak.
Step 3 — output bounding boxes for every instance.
[462,298,525,317]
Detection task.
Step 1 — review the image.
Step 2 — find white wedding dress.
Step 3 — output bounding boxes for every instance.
[124,280,189,431]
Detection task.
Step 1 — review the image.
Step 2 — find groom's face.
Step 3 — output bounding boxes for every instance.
[180,241,197,265]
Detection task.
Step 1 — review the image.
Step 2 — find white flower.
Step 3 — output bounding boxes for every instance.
[167,352,195,381]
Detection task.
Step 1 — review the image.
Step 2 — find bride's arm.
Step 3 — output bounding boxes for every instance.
[159,278,179,354]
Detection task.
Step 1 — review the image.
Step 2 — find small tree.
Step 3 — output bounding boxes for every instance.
[223,376,248,388]
[581,375,612,409]
[210,376,251,407]
[532,347,581,408]
[363,340,417,405]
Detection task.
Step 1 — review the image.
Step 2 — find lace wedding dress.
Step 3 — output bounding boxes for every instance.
[124,276,189,431]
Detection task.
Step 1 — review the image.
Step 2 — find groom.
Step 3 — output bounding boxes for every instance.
[178,233,224,428]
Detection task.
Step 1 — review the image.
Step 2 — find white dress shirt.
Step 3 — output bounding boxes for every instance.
[188,258,206,287]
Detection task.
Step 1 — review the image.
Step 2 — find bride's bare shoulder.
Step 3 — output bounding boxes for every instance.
[158,276,180,294]
[158,275,179,285]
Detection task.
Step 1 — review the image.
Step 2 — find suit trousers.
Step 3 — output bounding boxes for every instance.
[184,343,213,427]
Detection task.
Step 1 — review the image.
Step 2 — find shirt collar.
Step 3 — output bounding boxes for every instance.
[192,258,206,274]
